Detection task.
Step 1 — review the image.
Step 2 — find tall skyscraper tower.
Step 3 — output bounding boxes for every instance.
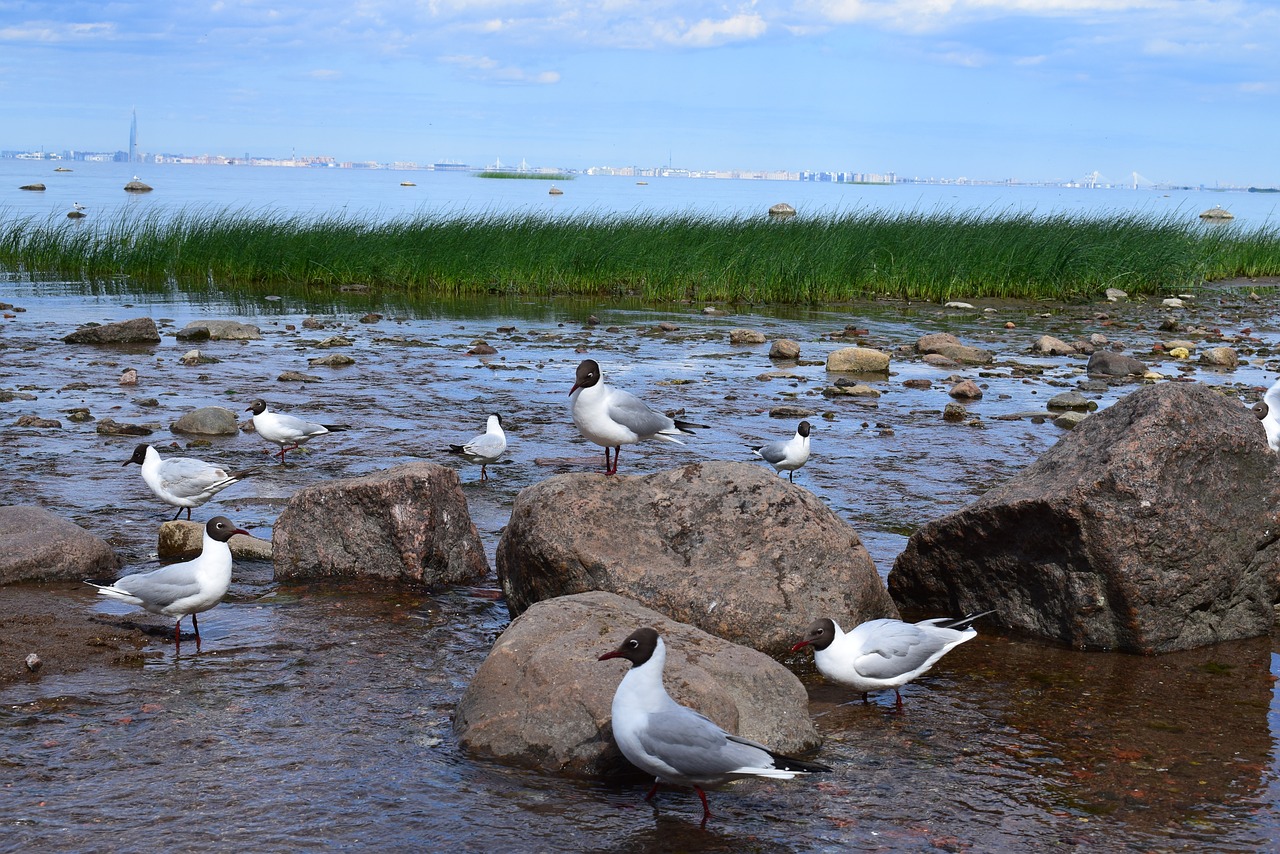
[129,109,138,163]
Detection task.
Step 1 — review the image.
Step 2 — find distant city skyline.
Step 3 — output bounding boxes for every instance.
[3,2,1277,187]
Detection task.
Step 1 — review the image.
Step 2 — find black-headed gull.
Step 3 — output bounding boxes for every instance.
[569,359,708,475]
[791,611,994,708]
[85,515,249,652]
[1252,379,1280,452]
[447,413,507,481]
[246,398,350,462]
[752,420,812,482]
[599,627,830,823]
[124,443,260,520]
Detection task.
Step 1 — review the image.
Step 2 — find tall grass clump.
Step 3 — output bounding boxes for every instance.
[2,206,1278,304]
[475,171,573,181]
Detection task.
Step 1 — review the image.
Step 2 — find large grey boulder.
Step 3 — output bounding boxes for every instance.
[889,382,1280,653]
[496,461,895,655]
[916,332,993,365]
[62,317,160,345]
[454,591,823,776]
[178,320,262,340]
[272,462,488,584]
[171,406,240,436]
[1087,350,1147,377]
[0,506,118,583]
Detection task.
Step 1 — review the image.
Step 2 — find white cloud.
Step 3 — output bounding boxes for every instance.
[0,21,116,43]
[440,54,560,84]
[655,13,768,47]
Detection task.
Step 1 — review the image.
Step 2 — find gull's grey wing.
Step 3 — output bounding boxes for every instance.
[754,439,788,465]
[636,707,771,778]
[855,621,953,680]
[463,433,506,459]
[113,563,203,609]
[606,389,676,437]
[274,412,328,438]
[159,458,235,499]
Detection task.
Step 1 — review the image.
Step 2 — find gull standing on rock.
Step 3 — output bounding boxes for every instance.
[85,516,250,653]
[246,398,350,462]
[752,420,812,482]
[791,611,994,709]
[124,443,260,520]
[1252,379,1280,452]
[447,413,507,481]
[569,359,708,475]
[599,627,831,823]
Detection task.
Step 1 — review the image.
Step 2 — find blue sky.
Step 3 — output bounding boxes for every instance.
[2,1,1277,185]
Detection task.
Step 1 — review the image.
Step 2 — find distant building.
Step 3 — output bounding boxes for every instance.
[129,109,138,163]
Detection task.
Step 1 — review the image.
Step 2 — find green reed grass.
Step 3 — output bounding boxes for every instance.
[2,207,1277,304]
[475,171,573,181]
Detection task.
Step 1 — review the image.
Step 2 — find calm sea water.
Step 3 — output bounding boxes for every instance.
[3,159,1278,226]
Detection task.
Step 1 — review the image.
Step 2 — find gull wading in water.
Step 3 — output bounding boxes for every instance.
[569,359,708,475]
[85,516,250,653]
[791,611,995,709]
[124,443,260,520]
[1252,378,1280,452]
[752,420,812,482]
[599,627,831,823]
[446,413,507,481]
[246,398,350,462]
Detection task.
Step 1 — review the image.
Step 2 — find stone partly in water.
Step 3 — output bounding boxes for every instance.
[124,179,154,193]
[495,460,895,656]
[273,462,489,585]
[889,382,1280,653]
[63,317,161,345]
[178,320,262,341]
[454,590,823,775]
[826,346,890,373]
[768,202,796,218]
[171,406,240,436]
[916,332,993,365]
[0,505,119,583]
[158,520,272,561]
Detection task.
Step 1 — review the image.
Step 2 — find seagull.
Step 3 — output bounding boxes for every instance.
[446,413,507,481]
[124,443,260,520]
[599,627,831,823]
[569,359,709,475]
[791,611,994,709]
[72,201,86,211]
[752,420,812,482]
[246,398,350,462]
[1252,379,1280,451]
[85,516,249,653]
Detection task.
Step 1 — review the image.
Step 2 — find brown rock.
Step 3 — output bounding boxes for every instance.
[63,317,161,345]
[454,591,823,775]
[769,339,801,360]
[0,506,118,584]
[273,462,488,585]
[948,379,983,400]
[916,333,993,365]
[889,382,1280,653]
[496,461,895,655]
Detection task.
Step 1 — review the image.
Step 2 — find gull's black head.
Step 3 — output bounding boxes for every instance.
[123,443,150,467]
[206,516,250,542]
[571,359,602,395]
[797,421,812,438]
[246,399,267,415]
[598,626,660,667]
[791,618,837,653]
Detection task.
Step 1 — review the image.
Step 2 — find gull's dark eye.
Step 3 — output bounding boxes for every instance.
[627,639,638,648]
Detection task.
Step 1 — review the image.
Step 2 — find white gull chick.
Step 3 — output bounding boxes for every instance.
[599,627,830,823]
[1252,379,1280,452]
[569,359,708,475]
[124,443,260,520]
[792,611,994,709]
[752,420,812,482]
[246,398,350,463]
[446,413,507,481]
[85,516,249,652]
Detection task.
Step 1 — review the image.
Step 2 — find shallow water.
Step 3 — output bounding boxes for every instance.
[3,280,1280,851]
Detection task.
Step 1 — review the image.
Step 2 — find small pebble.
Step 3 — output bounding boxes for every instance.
[25,653,42,672]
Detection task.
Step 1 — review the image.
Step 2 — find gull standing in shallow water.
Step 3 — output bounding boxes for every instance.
[124,443,260,520]
[599,627,831,823]
[1252,378,1280,452]
[792,611,994,709]
[569,359,708,475]
[85,516,249,653]
[752,420,812,482]
[446,413,507,481]
[246,398,350,462]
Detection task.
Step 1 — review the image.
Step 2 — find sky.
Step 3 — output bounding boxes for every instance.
[1,1,1277,185]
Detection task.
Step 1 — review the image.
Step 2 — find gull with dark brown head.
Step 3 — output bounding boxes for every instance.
[1252,379,1280,452]
[599,627,830,823]
[792,611,994,709]
[569,359,708,475]
[124,443,260,520]
[246,398,350,462]
[85,516,250,653]
[752,420,812,482]
[447,413,507,481]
